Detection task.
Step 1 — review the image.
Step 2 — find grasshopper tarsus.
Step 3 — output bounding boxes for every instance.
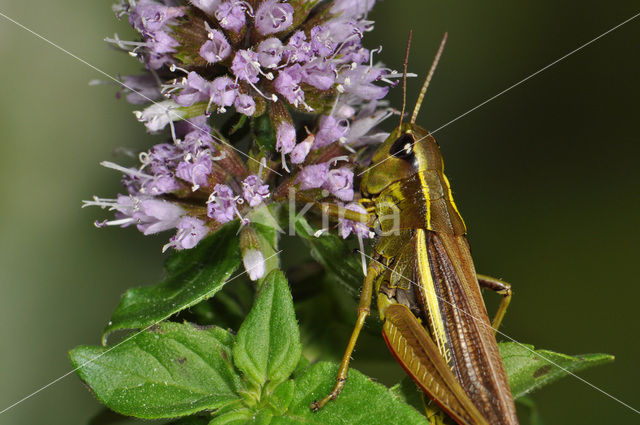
[310,392,337,412]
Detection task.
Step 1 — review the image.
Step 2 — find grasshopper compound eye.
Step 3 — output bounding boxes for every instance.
[389,132,415,161]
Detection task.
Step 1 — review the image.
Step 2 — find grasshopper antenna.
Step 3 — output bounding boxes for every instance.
[411,32,448,124]
[399,30,413,128]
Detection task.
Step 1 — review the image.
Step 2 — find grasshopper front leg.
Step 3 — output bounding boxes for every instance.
[310,260,384,411]
[477,274,513,332]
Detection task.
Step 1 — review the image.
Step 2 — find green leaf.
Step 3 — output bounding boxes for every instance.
[233,270,301,389]
[207,408,252,425]
[229,114,248,136]
[249,410,274,425]
[516,396,545,425]
[70,322,244,419]
[103,221,242,342]
[499,342,614,399]
[177,102,208,120]
[86,408,129,425]
[294,216,363,293]
[390,376,426,416]
[168,417,211,425]
[270,362,428,425]
[270,380,295,414]
[292,218,386,362]
[252,113,276,153]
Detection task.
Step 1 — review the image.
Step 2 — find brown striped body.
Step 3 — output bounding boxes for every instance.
[361,123,519,425]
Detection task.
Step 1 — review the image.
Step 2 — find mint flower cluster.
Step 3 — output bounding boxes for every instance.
[87,0,396,277]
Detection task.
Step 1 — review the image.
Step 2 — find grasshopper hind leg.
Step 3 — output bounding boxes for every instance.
[477,274,513,333]
[422,394,448,425]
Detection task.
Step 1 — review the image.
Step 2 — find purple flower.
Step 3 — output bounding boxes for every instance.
[276,121,296,154]
[344,100,393,147]
[324,18,365,46]
[89,0,394,253]
[234,94,256,116]
[340,44,369,64]
[315,115,348,148]
[242,175,270,207]
[146,51,172,70]
[182,132,215,154]
[323,167,354,201]
[145,31,180,69]
[145,161,176,179]
[257,38,284,69]
[207,184,237,223]
[285,31,313,63]
[200,29,231,63]
[338,202,370,239]
[331,0,376,19]
[302,60,336,90]
[190,0,222,15]
[175,71,213,107]
[146,143,182,167]
[290,134,313,164]
[310,26,336,57]
[84,194,137,228]
[182,130,215,153]
[100,160,172,196]
[120,74,162,104]
[142,174,182,195]
[84,194,185,234]
[274,64,305,106]
[147,30,179,54]
[334,102,356,119]
[179,114,211,134]
[176,155,213,190]
[210,76,238,110]
[129,1,185,35]
[337,64,389,100]
[134,198,186,235]
[179,115,215,151]
[215,1,247,32]
[231,50,260,83]
[165,216,210,251]
[254,0,294,36]
[296,162,330,190]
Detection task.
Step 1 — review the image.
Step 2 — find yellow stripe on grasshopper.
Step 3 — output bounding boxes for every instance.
[441,172,466,233]
[418,169,432,229]
[416,229,450,364]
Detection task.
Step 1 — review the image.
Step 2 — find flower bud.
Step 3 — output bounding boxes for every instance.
[240,226,265,281]
[269,101,296,154]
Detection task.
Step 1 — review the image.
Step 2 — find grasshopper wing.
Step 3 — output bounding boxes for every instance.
[382,303,490,425]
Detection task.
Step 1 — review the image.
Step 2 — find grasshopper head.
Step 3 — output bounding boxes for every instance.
[362,33,448,197]
[360,122,443,196]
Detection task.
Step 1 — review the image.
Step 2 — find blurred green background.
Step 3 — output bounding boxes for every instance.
[1,1,638,424]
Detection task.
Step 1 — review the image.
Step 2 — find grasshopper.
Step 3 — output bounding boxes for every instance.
[311,34,519,425]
